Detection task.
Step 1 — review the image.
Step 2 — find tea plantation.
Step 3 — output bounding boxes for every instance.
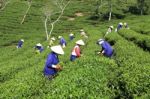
[0,0,150,98]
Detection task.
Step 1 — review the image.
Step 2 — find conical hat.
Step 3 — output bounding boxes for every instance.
[36,43,42,46]
[51,37,55,41]
[51,45,64,55]
[70,33,74,36]
[124,22,127,25]
[58,36,62,39]
[119,22,123,25]
[76,40,85,45]
[110,26,114,29]
[97,39,104,44]
[21,39,24,42]
[80,29,84,32]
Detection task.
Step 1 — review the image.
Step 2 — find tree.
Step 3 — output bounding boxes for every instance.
[42,0,71,40]
[108,0,112,21]
[137,0,145,15]
[20,0,32,24]
[0,0,11,11]
[137,0,150,15]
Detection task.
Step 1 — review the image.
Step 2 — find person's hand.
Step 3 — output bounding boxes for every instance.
[56,64,63,71]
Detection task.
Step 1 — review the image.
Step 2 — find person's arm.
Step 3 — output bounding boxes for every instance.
[101,43,107,54]
[45,55,54,68]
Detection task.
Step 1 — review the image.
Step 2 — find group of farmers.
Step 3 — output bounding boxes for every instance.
[17,22,127,80]
[105,22,129,37]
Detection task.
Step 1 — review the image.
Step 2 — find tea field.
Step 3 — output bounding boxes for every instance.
[0,0,150,98]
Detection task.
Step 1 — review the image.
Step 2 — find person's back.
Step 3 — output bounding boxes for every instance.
[117,23,123,31]
[17,39,24,48]
[101,41,113,57]
[69,33,74,41]
[35,43,44,53]
[44,52,59,75]
[60,37,67,48]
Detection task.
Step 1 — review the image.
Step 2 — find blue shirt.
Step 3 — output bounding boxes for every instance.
[59,38,66,46]
[17,40,23,48]
[101,41,113,57]
[44,52,59,76]
[69,36,74,41]
[117,24,122,31]
[35,46,44,53]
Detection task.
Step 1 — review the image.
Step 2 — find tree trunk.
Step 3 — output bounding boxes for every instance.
[20,2,32,24]
[48,23,54,39]
[0,0,10,11]
[141,9,143,15]
[108,0,112,21]
[47,0,71,40]
[44,16,49,40]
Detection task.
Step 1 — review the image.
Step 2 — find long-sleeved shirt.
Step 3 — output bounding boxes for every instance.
[17,40,23,48]
[117,24,123,31]
[59,38,67,46]
[101,41,113,57]
[71,45,81,57]
[69,35,74,41]
[44,52,59,76]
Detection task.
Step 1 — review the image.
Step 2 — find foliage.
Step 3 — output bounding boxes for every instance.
[118,29,150,51]
[105,32,150,98]
[0,0,150,98]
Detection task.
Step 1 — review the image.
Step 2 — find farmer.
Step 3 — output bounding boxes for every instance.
[17,39,24,48]
[69,33,74,41]
[96,39,113,58]
[70,40,85,61]
[80,29,88,43]
[80,29,88,38]
[35,43,44,54]
[104,26,114,37]
[80,29,86,36]
[116,22,123,32]
[58,36,67,48]
[124,22,129,29]
[43,45,64,80]
[48,37,56,48]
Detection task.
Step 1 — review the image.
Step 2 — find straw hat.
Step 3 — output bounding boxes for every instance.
[124,22,127,26]
[70,33,74,36]
[58,36,62,39]
[80,29,84,32]
[76,40,85,45]
[110,26,114,29]
[21,39,24,42]
[51,37,55,41]
[36,43,42,46]
[119,22,123,25]
[97,39,104,44]
[51,45,64,55]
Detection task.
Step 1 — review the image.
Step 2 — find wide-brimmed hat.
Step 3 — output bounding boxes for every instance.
[97,39,104,44]
[70,33,74,36]
[80,29,84,32]
[58,36,62,39]
[110,26,114,29]
[21,39,24,42]
[119,22,123,25]
[76,40,85,45]
[51,37,55,41]
[124,22,127,25]
[51,45,64,55]
[36,43,42,46]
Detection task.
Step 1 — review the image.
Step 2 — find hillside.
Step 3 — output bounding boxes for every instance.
[0,0,150,98]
